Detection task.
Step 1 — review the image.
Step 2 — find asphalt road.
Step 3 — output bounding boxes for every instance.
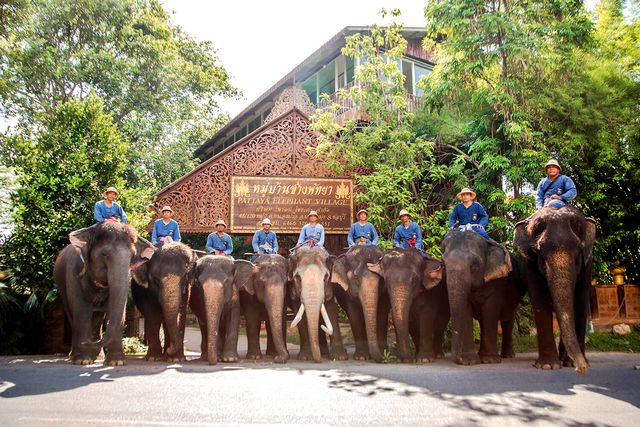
[1,352,639,426]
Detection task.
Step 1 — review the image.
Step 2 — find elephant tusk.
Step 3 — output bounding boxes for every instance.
[320,303,333,336]
[290,303,305,329]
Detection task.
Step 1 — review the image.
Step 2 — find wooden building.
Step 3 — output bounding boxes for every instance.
[153,27,433,254]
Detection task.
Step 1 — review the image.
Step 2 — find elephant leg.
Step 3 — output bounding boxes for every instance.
[433,300,450,358]
[90,311,105,360]
[500,318,516,358]
[414,299,436,363]
[478,304,501,364]
[197,319,208,361]
[325,299,347,361]
[319,324,329,356]
[348,301,369,360]
[243,298,263,360]
[376,294,390,355]
[188,287,208,361]
[221,303,240,362]
[70,305,98,365]
[143,308,164,361]
[265,316,276,357]
[526,267,561,370]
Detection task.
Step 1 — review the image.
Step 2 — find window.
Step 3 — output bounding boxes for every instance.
[402,60,413,94]
[414,64,432,97]
[318,63,335,97]
[301,74,318,105]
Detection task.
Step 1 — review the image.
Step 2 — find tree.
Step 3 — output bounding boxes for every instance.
[0,0,237,188]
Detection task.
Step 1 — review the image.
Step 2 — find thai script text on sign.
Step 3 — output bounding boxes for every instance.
[230,176,353,233]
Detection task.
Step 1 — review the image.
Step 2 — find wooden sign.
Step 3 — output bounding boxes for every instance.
[594,286,620,320]
[623,285,640,319]
[230,176,353,233]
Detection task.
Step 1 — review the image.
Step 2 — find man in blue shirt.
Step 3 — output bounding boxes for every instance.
[206,219,234,256]
[393,209,423,252]
[347,209,379,248]
[535,159,577,209]
[449,187,490,240]
[151,205,181,244]
[93,187,127,223]
[252,218,279,258]
[296,210,325,248]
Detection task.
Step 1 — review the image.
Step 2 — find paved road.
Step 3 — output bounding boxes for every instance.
[1,352,639,426]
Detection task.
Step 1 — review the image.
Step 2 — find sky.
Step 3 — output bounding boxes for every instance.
[159,0,430,117]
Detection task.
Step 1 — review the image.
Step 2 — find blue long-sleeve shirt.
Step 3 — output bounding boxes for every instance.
[297,224,325,247]
[535,175,577,209]
[347,222,379,247]
[393,221,423,251]
[93,200,127,223]
[151,219,181,244]
[252,230,279,254]
[449,202,489,228]
[206,232,234,255]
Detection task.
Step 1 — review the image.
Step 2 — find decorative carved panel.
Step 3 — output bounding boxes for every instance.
[154,180,193,226]
[264,86,316,123]
[233,115,294,176]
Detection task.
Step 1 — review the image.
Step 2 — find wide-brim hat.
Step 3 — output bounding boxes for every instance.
[262,218,272,225]
[456,188,476,200]
[102,187,119,197]
[215,219,227,227]
[544,159,561,171]
[356,209,368,217]
[398,209,410,218]
[161,205,173,213]
[308,210,319,218]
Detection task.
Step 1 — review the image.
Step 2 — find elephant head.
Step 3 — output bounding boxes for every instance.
[67,221,155,356]
[514,206,596,373]
[131,241,194,360]
[367,248,444,362]
[288,246,334,363]
[441,231,512,365]
[251,254,290,363]
[331,245,385,362]
[193,255,253,365]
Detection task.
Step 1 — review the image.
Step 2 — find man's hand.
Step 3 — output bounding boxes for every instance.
[214,250,223,255]
[550,195,562,200]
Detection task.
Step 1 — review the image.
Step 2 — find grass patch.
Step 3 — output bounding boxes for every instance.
[508,331,640,353]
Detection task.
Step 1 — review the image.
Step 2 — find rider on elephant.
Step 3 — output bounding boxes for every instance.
[296,210,325,248]
[535,159,577,209]
[252,218,279,258]
[393,209,423,252]
[448,187,490,240]
[93,186,128,223]
[206,219,234,256]
[347,209,379,248]
[151,205,181,244]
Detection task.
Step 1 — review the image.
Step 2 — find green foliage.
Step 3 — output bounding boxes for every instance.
[122,336,148,355]
[586,330,640,352]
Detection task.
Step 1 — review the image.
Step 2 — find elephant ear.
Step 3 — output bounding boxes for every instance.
[131,262,150,288]
[514,219,536,259]
[484,242,512,282]
[234,259,255,295]
[135,236,156,261]
[69,225,96,250]
[330,255,350,291]
[366,258,384,277]
[287,255,297,282]
[423,257,444,290]
[582,218,596,265]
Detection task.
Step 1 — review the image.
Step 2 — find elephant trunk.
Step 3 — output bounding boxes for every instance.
[546,257,588,373]
[298,283,324,363]
[360,279,382,362]
[202,281,224,365]
[158,274,183,358]
[264,285,289,362]
[445,268,474,363]
[389,285,412,362]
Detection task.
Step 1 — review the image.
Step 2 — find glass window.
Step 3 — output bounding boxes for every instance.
[318,61,335,97]
[300,74,318,105]
[402,60,413,94]
[346,56,355,85]
[414,64,432,97]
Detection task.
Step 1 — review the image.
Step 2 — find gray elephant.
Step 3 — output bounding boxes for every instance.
[514,206,595,373]
[189,255,253,365]
[239,254,289,363]
[441,231,516,365]
[131,242,197,362]
[288,246,344,362]
[367,248,449,363]
[54,221,155,365]
[331,245,389,362]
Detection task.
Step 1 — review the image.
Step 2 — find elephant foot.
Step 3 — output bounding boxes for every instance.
[435,351,445,359]
[454,353,481,366]
[400,357,415,364]
[166,355,185,363]
[480,354,502,364]
[297,349,313,361]
[274,353,289,364]
[145,355,164,362]
[104,358,126,366]
[329,349,349,361]
[221,352,239,363]
[534,358,562,370]
[72,356,95,365]
[246,351,263,360]
[415,353,435,363]
[501,350,516,359]
[352,350,370,361]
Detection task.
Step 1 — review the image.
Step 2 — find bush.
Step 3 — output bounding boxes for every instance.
[122,337,148,355]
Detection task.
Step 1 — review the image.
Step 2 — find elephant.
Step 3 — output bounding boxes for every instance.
[131,241,197,362]
[441,231,516,365]
[287,246,345,362]
[53,221,155,365]
[239,254,289,363]
[367,248,449,363]
[331,245,390,362]
[514,205,596,373]
[189,255,254,365]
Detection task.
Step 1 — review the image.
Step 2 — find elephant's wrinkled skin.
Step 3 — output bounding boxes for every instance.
[54,221,155,365]
[131,242,196,362]
[514,206,595,374]
[331,245,389,362]
[190,255,253,365]
[368,248,449,363]
[288,246,344,362]
[240,254,289,363]
[441,231,515,365]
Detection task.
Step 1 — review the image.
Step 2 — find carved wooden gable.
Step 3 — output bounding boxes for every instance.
[154,108,336,233]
